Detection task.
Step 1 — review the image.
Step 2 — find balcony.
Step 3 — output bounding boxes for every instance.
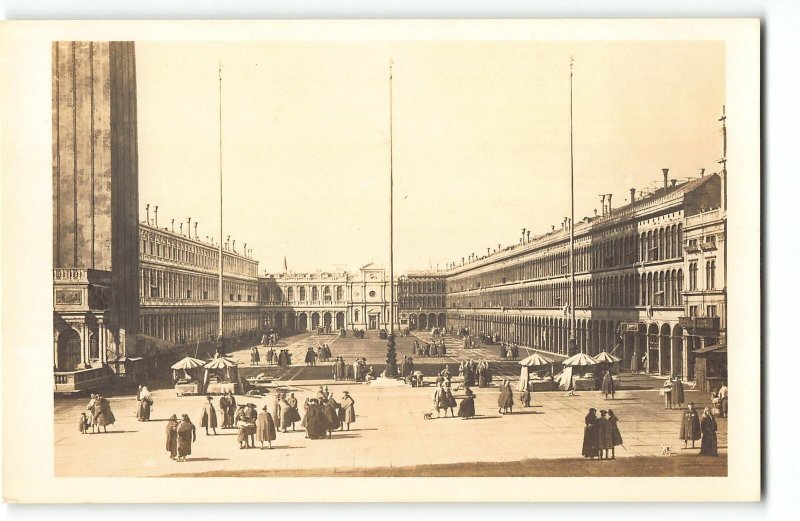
[683,244,701,254]
[54,366,111,393]
[699,241,718,251]
[678,316,720,333]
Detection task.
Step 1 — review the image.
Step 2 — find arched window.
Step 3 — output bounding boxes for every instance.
[287,287,294,302]
[323,286,332,302]
[312,286,319,301]
[677,269,684,304]
[706,260,716,289]
[354,309,360,322]
[336,286,344,301]
[299,286,306,302]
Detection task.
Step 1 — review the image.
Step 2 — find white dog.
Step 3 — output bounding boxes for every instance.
[661,445,673,456]
[564,390,575,397]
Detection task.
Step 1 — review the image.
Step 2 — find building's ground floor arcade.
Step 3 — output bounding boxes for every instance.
[404,311,447,330]
[446,308,720,380]
[262,309,348,332]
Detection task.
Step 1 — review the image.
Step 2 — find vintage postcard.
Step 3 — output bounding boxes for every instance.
[1,19,760,502]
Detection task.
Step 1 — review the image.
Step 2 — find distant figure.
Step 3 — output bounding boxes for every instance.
[250,346,260,366]
[287,393,302,431]
[165,414,179,459]
[137,386,153,421]
[305,346,317,367]
[582,408,599,459]
[718,382,728,418]
[680,402,702,449]
[201,396,218,435]
[323,398,341,438]
[630,352,639,373]
[520,386,532,408]
[79,412,91,434]
[699,407,718,456]
[176,414,196,462]
[304,399,329,439]
[662,379,674,409]
[457,387,476,419]
[255,405,277,449]
[671,376,685,407]
[601,370,615,400]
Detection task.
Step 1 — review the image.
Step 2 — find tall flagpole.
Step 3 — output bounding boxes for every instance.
[218,63,224,339]
[389,59,394,334]
[569,57,577,355]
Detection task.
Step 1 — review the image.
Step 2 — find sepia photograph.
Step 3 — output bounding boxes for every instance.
[2,19,761,502]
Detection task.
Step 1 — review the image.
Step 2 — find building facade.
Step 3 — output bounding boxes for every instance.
[398,272,447,330]
[138,221,261,346]
[445,171,723,379]
[259,264,399,332]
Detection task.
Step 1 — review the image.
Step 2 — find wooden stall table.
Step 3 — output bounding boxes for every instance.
[530,379,558,392]
[174,382,200,396]
[574,378,599,391]
[206,382,237,395]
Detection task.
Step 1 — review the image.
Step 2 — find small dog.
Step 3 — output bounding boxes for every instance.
[423,412,434,420]
[661,445,673,456]
[565,390,575,397]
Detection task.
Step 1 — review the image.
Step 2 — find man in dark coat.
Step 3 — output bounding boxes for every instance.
[92,394,115,433]
[601,370,615,400]
[201,396,218,435]
[323,399,341,438]
[165,414,179,459]
[582,408,599,459]
[305,346,317,366]
[671,376,685,407]
[176,414,196,461]
[304,399,329,439]
[457,387,476,419]
[680,402,702,448]
[255,405,277,449]
[596,410,613,459]
[219,393,230,428]
[608,409,623,460]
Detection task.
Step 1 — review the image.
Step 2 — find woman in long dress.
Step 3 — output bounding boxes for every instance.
[608,409,623,460]
[165,414,179,459]
[176,414,196,461]
[323,399,341,438]
[287,393,302,431]
[601,371,615,400]
[596,410,613,459]
[138,386,153,421]
[304,399,329,439]
[497,379,514,414]
[581,408,599,459]
[457,387,476,419]
[699,407,718,456]
[255,405,277,449]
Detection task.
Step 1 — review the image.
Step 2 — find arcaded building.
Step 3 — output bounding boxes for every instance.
[398,271,447,331]
[445,170,723,379]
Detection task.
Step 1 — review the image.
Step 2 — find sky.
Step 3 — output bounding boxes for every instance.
[135,40,724,274]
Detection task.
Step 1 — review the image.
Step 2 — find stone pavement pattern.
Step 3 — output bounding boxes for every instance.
[55,370,726,477]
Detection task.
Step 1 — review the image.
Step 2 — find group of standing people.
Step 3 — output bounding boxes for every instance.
[459,359,494,388]
[661,375,686,409]
[165,414,196,461]
[331,356,371,382]
[500,343,520,360]
[260,330,279,347]
[412,339,446,357]
[433,381,477,420]
[80,393,116,434]
[679,402,719,456]
[302,388,357,438]
[582,408,623,460]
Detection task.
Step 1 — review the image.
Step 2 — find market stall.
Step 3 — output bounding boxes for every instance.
[518,353,557,391]
[203,356,240,395]
[593,351,623,390]
[561,352,599,391]
[171,356,206,396]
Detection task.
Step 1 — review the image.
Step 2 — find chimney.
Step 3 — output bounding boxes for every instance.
[179,223,183,235]
[594,208,598,217]
[526,230,530,242]
[461,257,464,265]
[226,235,230,249]
[630,188,636,203]
[194,222,198,239]
[551,225,555,232]
[145,204,150,225]
[187,217,192,238]
[486,247,490,256]
[607,194,612,213]
[243,243,247,256]
[671,179,677,188]
[171,218,175,232]
[600,195,606,216]
[154,206,158,228]
[700,168,705,177]
[662,168,669,189]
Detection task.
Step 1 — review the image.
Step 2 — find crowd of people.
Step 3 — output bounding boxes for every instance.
[248,346,294,366]
[79,393,117,434]
[412,339,447,357]
[499,343,520,360]
[458,359,494,388]
[581,408,624,460]
[160,388,359,459]
[331,356,374,382]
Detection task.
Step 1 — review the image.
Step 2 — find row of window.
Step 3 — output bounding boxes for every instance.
[398,296,446,309]
[139,311,260,344]
[401,280,446,295]
[688,259,717,290]
[141,268,257,302]
[449,269,684,309]
[140,234,258,277]
[261,285,346,303]
[451,224,684,292]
